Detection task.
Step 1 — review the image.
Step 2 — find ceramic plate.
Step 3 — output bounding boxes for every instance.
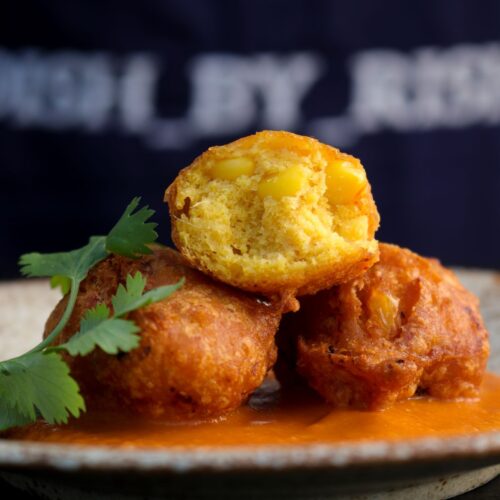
[0,270,500,500]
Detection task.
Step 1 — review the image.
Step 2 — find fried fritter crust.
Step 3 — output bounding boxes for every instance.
[45,247,282,420]
[165,130,379,303]
[286,243,489,409]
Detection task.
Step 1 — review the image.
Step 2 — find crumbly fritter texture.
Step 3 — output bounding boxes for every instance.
[284,243,489,409]
[44,247,282,420]
[165,130,380,300]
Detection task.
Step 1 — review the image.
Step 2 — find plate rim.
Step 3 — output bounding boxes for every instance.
[2,431,500,473]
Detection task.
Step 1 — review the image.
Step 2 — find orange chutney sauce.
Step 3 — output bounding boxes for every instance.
[7,373,500,449]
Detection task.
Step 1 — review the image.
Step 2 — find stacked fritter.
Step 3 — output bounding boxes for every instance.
[46,130,489,418]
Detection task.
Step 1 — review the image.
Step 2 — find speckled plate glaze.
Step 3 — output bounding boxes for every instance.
[0,270,500,500]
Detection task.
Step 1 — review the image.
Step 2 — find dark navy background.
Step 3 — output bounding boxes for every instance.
[1,0,500,279]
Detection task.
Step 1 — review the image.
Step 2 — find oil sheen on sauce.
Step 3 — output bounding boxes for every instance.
[6,373,500,449]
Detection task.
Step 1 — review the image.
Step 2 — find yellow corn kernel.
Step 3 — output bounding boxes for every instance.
[336,215,369,241]
[257,166,307,200]
[368,289,399,332]
[211,157,255,180]
[325,160,367,205]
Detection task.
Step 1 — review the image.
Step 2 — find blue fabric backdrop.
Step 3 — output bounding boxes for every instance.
[1,0,499,278]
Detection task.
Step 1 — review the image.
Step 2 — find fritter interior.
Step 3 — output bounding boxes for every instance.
[166,130,380,298]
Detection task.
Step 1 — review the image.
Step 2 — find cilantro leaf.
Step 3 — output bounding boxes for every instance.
[50,275,72,295]
[106,197,158,258]
[60,273,184,356]
[60,304,140,356]
[19,197,159,283]
[0,401,32,431]
[0,352,85,427]
[19,236,107,282]
[112,272,185,317]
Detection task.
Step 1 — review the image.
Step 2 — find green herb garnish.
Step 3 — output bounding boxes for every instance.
[0,198,183,431]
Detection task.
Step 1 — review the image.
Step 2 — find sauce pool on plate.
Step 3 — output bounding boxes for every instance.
[6,373,500,449]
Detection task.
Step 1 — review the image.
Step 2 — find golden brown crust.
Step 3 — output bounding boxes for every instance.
[165,130,380,300]
[45,246,282,420]
[281,243,489,409]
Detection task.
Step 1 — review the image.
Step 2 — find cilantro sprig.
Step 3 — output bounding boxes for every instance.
[53,273,183,357]
[0,198,183,432]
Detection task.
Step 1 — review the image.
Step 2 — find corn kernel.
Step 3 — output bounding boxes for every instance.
[368,289,399,332]
[211,157,255,180]
[257,166,307,200]
[325,160,367,205]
